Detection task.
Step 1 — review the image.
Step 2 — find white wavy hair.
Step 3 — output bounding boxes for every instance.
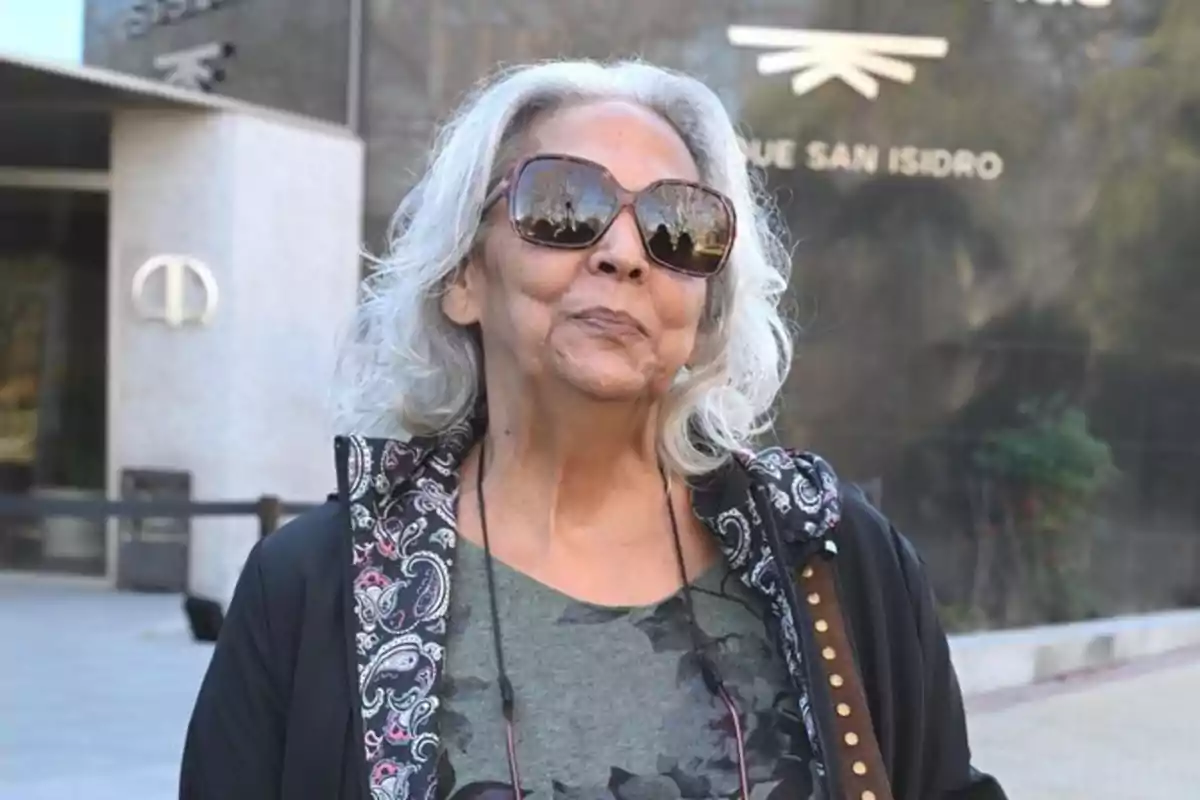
[334,59,795,476]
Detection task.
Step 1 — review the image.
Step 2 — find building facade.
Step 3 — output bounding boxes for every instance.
[0,54,362,605]
[80,0,1200,625]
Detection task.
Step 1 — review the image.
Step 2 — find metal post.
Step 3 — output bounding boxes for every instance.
[256,495,282,538]
[347,0,364,133]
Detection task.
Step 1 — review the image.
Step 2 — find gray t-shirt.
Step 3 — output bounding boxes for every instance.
[437,539,818,800]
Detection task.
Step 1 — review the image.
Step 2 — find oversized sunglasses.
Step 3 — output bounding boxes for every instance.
[482,153,737,278]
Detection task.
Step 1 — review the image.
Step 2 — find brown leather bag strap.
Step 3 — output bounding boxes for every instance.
[797,558,894,800]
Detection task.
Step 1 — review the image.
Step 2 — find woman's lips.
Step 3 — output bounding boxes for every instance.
[570,307,648,337]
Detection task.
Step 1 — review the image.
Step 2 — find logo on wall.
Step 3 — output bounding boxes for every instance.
[131,255,219,328]
[727,26,949,100]
[153,42,234,92]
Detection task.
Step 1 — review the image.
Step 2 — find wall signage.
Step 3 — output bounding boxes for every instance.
[740,138,1005,181]
[131,255,219,328]
[124,0,235,39]
[727,26,949,100]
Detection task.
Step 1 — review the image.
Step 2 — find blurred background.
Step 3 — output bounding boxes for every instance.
[1,1,1199,798]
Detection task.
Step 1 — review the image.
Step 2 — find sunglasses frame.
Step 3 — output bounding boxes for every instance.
[482,153,738,278]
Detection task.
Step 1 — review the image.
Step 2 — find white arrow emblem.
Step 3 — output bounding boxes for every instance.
[728,26,949,100]
[153,42,233,92]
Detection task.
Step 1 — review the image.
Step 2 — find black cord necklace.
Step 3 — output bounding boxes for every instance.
[473,437,750,800]
[474,438,521,791]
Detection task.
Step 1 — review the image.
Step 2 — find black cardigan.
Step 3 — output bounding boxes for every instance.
[180,436,1006,800]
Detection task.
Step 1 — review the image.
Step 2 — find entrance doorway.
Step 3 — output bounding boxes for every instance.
[0,185,108,575]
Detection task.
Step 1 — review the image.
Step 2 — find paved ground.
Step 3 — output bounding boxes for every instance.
[966,648,1200,800]
[0,573,211,800]
[2,571,1198,799]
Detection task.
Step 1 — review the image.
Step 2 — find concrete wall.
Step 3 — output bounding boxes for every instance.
[83,1,1200,622]
[107,107,362,603]
[952,609,1200,697]
[357,0,741,250]
[84,0,350,124]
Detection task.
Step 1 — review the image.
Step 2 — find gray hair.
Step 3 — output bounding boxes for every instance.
[334,59,794,476]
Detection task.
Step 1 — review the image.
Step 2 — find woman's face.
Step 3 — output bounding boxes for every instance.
[443,100,711,403]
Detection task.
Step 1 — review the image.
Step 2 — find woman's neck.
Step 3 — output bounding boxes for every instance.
[477,380,666,538]
[459,378,719,606]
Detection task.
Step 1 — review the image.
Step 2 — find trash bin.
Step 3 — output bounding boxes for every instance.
[116,468,191,592]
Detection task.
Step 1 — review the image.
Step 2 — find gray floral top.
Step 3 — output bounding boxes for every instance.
[436,539,819,800]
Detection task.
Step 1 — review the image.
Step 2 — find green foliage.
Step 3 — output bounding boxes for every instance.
[971,397,1117,624]
[973,396,1117,503]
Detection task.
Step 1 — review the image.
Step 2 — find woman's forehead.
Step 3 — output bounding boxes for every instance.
[522,100,701,186]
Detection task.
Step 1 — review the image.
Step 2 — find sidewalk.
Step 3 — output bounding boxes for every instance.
[967,647,1200,800]
[0,573,211,800]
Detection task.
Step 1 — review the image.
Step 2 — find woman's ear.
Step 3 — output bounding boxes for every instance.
[442,255,482,326]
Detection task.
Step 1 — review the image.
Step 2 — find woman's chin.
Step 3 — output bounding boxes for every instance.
[552,361,659,403]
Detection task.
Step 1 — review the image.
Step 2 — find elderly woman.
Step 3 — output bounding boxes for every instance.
[181,60,1006,800]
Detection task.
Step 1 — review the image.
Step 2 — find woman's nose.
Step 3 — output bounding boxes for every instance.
[586,208,648,281]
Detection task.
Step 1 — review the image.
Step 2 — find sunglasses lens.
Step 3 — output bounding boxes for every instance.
[510,158,617,247]
[506,156,734,277]
[638,184,734,277]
